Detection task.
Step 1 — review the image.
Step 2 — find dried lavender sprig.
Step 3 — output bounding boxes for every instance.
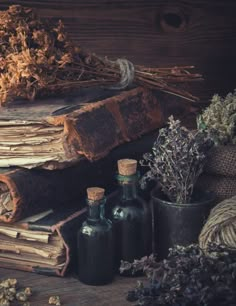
[140,116,214,203]
[123,244,236,306]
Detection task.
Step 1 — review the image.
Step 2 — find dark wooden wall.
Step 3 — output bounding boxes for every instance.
[1,0,236,102]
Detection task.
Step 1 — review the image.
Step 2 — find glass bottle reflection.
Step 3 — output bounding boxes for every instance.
[77,187,114,285]
[107,159,151,271]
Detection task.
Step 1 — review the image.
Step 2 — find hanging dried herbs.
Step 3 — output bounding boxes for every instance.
[0,5,202,105]
[120,244,236,306]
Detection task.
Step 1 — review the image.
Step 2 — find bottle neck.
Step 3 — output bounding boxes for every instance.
[87,198,106,222]
[117,174,138,200]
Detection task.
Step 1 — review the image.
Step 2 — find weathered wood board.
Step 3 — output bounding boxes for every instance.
[0,267,141,305]
[1,0,235,102]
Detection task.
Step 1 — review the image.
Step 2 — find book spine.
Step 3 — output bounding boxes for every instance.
[0,131,158,223]
[63,87,164,161]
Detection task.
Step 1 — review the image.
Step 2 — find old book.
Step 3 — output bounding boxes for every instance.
[0,207,87,277]
[0,87,164,169]
[0,131,157,223]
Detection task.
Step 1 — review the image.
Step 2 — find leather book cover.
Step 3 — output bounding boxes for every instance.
[0,207,87,277]
[0,87,164,169]
[0,131,158,223]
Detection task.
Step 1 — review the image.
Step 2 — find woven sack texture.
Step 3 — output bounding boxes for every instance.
[197,174,236,203]
[205,145,236,177]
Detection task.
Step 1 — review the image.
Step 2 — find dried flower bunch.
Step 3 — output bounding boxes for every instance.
[140,116,213,203]
[121,244,236,306]
[0,278,32,306]
[197,90,236,145]
[0,5,202,105]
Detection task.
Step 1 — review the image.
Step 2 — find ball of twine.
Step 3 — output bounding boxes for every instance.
[199,196,236,251]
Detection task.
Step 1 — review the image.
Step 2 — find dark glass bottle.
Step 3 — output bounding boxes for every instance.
[107,159,152,270]
[77,187,114,285]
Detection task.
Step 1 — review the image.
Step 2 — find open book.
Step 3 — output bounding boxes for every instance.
[0,87,164,169]
[0,207,86,276]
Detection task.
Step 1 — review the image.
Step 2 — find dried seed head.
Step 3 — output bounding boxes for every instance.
[5,294,15,302]
[48,295,61,305]
[0,278,33,305]
[0,298,10,306]
[8,288,16,295]
[0,279,17,289]
[16,291,28,302]
[24,287,32,297]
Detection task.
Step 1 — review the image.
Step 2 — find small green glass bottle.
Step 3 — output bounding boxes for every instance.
[77,187,114,285]
[107,159,152,270]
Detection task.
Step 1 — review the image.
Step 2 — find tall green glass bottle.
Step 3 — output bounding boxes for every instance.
[77,187,114,285]
[107,159,151,270]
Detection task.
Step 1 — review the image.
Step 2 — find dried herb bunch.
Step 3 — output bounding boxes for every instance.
[197,90,236,145]
[121,244,236,306]
[0,5,202,105]
[140,116,213,203]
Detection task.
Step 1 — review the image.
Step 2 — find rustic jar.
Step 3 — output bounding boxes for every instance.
[151,188,215,259]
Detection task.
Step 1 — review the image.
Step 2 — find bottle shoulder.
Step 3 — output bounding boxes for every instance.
[109,199,147,221]
[109,196,147,210]
[79,219,112,236]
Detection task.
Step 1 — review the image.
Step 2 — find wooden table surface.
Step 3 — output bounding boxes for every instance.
[0,268,141,306]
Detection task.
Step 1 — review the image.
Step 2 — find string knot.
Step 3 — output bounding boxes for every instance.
[110,58,135,90]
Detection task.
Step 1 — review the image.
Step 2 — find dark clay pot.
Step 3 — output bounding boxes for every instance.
[151,188,215,259]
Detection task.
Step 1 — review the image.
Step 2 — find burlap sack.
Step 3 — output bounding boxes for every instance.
[197,174,236,203]
[205,145,236,177]
[196,145,236,203]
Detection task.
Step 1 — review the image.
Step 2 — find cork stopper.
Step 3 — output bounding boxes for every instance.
[117,159,137,176]
[87,187,105,201]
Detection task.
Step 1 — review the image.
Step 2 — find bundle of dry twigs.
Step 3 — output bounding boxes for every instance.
[0,5,202,105]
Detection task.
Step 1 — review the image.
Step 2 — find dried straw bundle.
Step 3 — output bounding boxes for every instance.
[0,5,202,105]
[199,196,236,251]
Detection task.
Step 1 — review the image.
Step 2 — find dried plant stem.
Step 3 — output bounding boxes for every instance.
[0,5,202,105]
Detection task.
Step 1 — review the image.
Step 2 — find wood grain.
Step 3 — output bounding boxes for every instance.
[0,1,236,101]
[0,267,140,305]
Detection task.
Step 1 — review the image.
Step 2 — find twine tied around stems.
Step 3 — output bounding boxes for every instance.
[109,59,135,90]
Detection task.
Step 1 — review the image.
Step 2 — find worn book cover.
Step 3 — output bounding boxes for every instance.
[0,207,87,277]
[0,87,164,169]
[0,131,158,223]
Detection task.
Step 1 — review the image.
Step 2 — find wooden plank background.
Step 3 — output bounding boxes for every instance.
[0,267,141,305]
[0,0,236,102]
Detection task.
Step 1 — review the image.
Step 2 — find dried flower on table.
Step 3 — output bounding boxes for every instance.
[0,5,202,105]
[0,299,10,306]
[0,278,32,305]
[16,291,28,302]
[48,295,61,306]
[0,279,17,289]
[24,287,32,297]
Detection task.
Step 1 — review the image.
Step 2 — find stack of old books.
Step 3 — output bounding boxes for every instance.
[0,87,164,276]
[0,3,200,277]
